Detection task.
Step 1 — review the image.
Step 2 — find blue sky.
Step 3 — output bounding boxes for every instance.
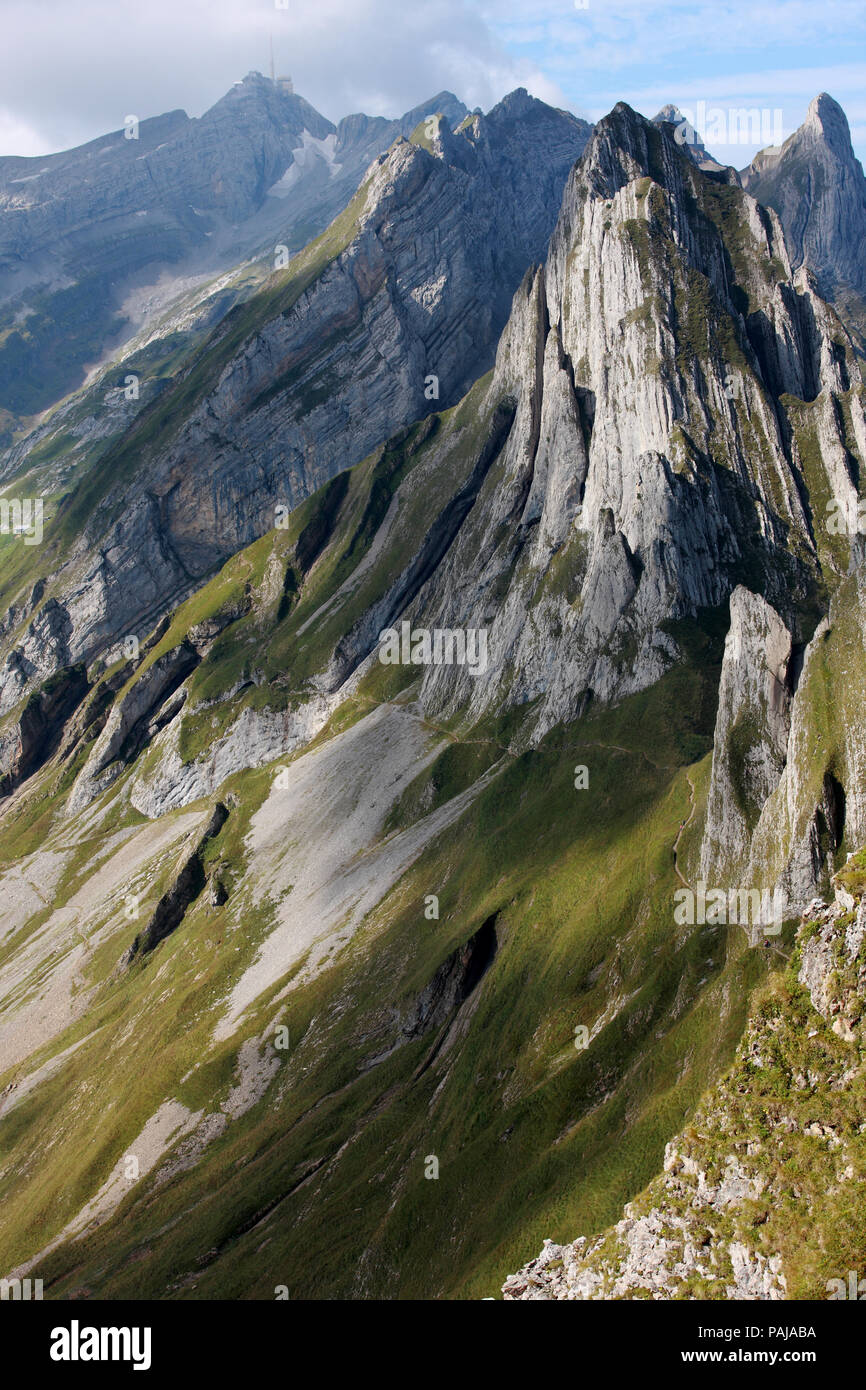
[1,0,864,168]
[481,0,866,165]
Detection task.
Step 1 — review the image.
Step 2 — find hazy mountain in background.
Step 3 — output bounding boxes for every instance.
[652,103,729,174]
[0,89,590,720]
[0,73,469,421]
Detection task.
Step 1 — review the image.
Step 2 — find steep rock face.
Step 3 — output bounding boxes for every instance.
[0,92,588,716]
[123,802,228,965]
[388,104,863,739]
[0,663,89,798]
[652,104,729,174]
[699,542,866,911]
[400,914,497,1041]
[742,94,866,307]
[50,103,866,822]
[799,899,866,1038]
[65,641,200,813]
[700,587,793,885]
[360,914,499,1071]
[744,566,866,907]
[126,692,338,819]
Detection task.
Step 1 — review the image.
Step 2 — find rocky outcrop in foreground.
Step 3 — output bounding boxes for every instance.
[503,854,866,1299]
[123,802,229,965]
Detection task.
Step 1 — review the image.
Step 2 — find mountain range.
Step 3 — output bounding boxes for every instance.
[0,76,864,1302]
[0,74,470,420]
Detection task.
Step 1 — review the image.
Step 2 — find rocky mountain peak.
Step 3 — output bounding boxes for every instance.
[741,91,866,310]
[0,78,470,420]
[652,102,726,173]
[404,89,465,125]
[567,100,660,199]
[803,91,853,151]
[392,95,862,740]
[335,92,467,155]
[490,86,535,119]
[476,88,591,159]
[198,69,336,142]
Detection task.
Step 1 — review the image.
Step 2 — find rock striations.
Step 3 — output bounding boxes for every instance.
[0,74,470,416]
[9,103,861,932]
[0,92,589,717]
[742,93,866,337]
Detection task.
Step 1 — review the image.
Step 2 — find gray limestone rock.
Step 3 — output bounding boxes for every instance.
[700,587,793,885]
[742,94,866,305]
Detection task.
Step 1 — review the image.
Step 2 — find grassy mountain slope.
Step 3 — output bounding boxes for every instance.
[503,857,866,1300]
[0,622,788,1299]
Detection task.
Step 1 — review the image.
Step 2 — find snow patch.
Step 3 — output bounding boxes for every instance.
[268,131,341,197]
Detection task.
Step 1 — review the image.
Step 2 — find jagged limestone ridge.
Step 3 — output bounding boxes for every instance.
[22,104,863,825]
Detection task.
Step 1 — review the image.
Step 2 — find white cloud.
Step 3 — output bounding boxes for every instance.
[0,0,861,166]
[0,109,55,159]
[477,0,866,160]
[0,0,551,155]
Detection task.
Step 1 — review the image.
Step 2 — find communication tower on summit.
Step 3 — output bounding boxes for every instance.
[270,36,294,94]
